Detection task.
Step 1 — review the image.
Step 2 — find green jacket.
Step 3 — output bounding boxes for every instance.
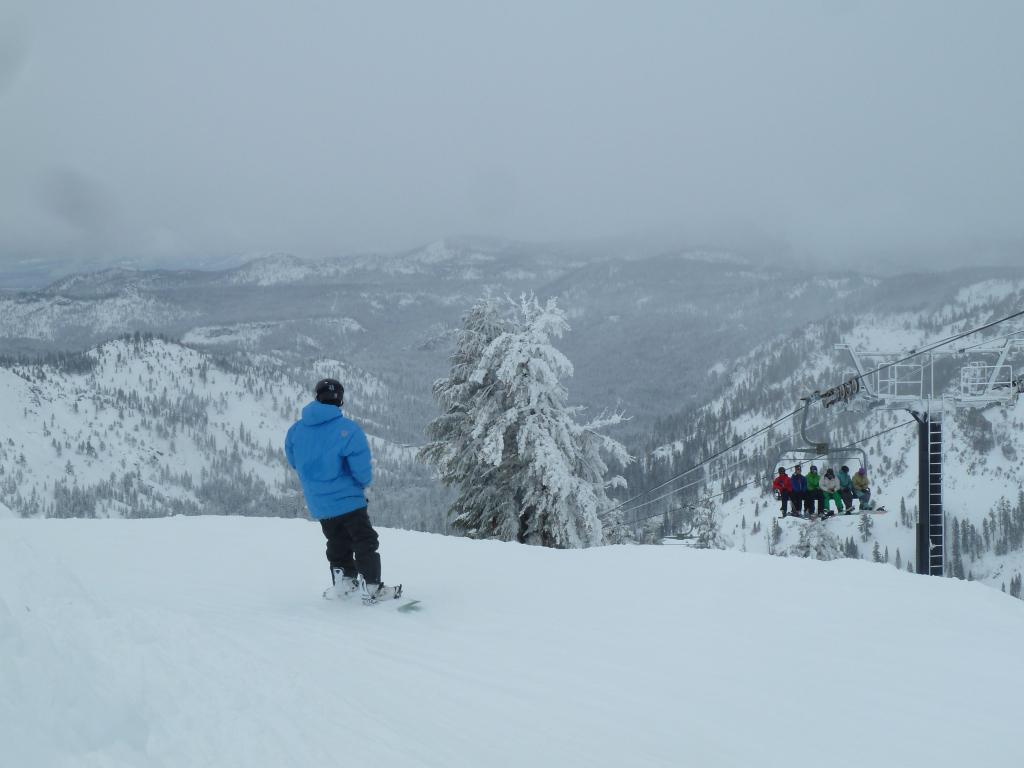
[806,471,821,491]
[852,472,870,492]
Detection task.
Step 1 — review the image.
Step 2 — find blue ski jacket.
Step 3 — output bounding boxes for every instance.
[790,473,808,493]
[285,401,372,520]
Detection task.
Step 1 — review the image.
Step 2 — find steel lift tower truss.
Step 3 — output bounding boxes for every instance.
[832,334,1024,576]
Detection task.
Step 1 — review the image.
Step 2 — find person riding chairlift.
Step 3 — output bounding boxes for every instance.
[772,467,793,517]
[820,467,844,517]
[789,465,808,517]
[837,465,855,513]
[852,467,874,510]
[805,465,824,516]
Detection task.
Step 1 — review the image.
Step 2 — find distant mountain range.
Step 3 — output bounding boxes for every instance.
[2,238,1023,594]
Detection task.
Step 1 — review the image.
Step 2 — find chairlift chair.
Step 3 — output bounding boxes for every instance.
[769,397,870,485]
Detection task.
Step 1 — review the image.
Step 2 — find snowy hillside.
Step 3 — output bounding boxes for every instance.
[647,278,1024,595]
[2,516,1022,768]
[0,288,198,341]
[0,336,433,529]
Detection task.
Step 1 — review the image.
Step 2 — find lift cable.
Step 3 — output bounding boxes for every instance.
[606,306,1024,523]
[949,327,1024,355]
[614,430,800,518]
[853,308,1024,382]
[602,404,808,521]
[618,417,917,529]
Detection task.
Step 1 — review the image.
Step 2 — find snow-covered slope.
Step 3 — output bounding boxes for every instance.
[0,337,426,527]
[0,289,198,340]
[2,516,1022,768]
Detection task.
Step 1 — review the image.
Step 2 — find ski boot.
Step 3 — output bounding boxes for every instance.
[324,567,361,600]
[359,575,403,605]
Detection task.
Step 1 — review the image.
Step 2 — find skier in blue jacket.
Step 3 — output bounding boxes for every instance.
[789,465,808,517]
[285,378,398,602]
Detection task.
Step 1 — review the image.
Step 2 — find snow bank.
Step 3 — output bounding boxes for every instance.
[1,517,1022,767]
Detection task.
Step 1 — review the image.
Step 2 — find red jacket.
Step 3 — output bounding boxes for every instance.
[773,474,792,493]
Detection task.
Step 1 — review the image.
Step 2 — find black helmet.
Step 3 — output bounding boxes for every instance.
[777,467,786,474]
[809,465,818,472]
[314,378,344,406]
[841,465,849,472]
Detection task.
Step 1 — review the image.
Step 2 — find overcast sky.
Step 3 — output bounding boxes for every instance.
[1,0,1022,273]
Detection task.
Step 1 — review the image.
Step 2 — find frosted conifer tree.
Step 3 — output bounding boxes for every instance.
[787,524,843,560]
[686,504,728,550]
[422,294,629,548]
[858,512,874,542]
[418,296,506,531]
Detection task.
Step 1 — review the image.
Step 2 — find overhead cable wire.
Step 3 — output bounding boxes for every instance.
[620,417,917,529]
[853,307,1024,382]
[602,403,808,520]
[614,430,798,517]
[607,306,1024,525]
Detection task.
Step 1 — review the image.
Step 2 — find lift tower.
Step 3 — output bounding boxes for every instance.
[834,334,1023,576]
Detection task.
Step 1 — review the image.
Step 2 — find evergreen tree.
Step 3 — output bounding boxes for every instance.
[768,517,782,553]
[894,548,902,570]
[872,541,882,562]
[421,294,629,548]
[949,517,965,579]
[419,296,505,534]
[858,512,874,543]
[787,524,843,560]
[687,504,727,550]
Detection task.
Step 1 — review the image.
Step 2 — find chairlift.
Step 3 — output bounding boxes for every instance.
[769,397,870,489]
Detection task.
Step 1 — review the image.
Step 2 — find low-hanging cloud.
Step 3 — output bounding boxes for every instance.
[1,0,1022,274]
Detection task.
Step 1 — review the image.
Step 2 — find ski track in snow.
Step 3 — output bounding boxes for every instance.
[2,516,1023,767]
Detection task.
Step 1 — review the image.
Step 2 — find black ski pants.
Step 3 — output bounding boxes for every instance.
[778,491,791,514]
[808,489,824,514]
[790,490,805,514]
[320,507,381,585]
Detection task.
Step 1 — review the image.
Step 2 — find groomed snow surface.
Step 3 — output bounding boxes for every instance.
[2,518,1023,768]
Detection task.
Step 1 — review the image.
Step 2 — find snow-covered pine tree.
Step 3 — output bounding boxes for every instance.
[787,524,843,560]
[422,294,630,548]
[685,503,728,550]
[768,517,782,554]
[858,512,874,543]
[418,296,507,536]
